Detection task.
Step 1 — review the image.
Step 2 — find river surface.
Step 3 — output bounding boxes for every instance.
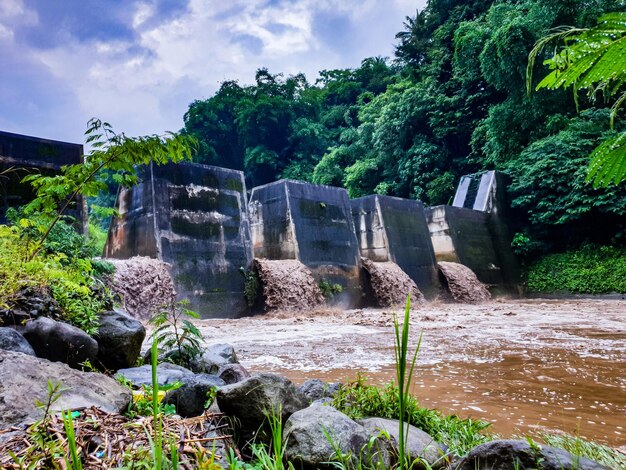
[196,298,625,450]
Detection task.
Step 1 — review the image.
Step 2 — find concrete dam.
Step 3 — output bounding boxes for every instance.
[103,162,520,318]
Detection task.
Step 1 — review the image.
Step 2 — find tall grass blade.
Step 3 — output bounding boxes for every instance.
[151,339,163,469]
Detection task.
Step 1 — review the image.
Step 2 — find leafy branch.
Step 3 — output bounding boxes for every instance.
[21,118,196,260]
[527,12,626,187]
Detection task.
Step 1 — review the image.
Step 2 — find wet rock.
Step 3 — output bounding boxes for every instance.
[254,259,324,311]
[0,349,131,428]
[0,327,35,356]
[105,257,177,321]
[298,378,341,402]
[358,417,448,469]
[117,363,195,387]
[95,308,145,371]
[17,317,98,369]
[163,374,226,418]
[217,363,251,384]
[453,439,608,470]
[216,373,308,438]
[190,343,238,374]
[284,403,393,469]
[438,262,491,303]
[361,258,425,307]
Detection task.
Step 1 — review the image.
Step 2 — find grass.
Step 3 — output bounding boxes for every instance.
[540,433,626,469]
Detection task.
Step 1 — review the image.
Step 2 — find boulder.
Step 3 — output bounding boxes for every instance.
[0,350,131,428]
[163,374,226,417]
[284,403,393,469]
[453,439,608,470]
[190,343,238,374]
[217,373,308,436]
[117,363,195,388]
[217,363,251,385]
[17,317,98,369]
[358,417,448,469]
[94,308,146,371]
[0,327,35,356]
[0,286,62,327]
[298,379,341,402]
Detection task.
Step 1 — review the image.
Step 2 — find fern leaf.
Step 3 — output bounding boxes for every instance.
[587,132,626,187]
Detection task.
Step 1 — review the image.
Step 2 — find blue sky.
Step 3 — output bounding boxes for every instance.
[0,0,426,144]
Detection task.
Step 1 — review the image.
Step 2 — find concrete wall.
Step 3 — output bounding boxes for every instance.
[428,170,520,288]
[249,180,362,306]
[0,131,83,223]
[351,195,440,298]
[105,162,253,318]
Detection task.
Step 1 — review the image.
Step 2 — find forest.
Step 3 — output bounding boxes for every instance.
[182,0,626,267]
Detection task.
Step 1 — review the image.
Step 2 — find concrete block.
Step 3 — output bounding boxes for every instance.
[351,195,440,299]
[249,180,361,306]
[105,162,253,318]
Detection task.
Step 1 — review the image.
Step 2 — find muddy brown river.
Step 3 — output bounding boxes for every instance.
[196,298,625,450]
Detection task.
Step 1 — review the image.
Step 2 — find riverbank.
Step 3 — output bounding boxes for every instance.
[195,298,626,451]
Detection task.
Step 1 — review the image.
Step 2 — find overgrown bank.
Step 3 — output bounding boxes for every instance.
[524,245,626,295]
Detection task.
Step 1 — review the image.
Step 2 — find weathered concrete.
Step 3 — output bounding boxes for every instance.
[104,162,253,318]
[0,130,83,223]
[351,195,440,299]
[428,171,520,289]
[249,180,362,307]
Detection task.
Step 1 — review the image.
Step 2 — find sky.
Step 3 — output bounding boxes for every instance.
[0,0,427,145]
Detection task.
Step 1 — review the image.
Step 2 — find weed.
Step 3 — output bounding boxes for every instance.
[241,267,261,307]
[318,279,343,299]
[540,433,626,469]
[149,299,203,368]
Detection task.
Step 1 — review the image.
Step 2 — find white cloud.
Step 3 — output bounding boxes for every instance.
[1,0,427,142]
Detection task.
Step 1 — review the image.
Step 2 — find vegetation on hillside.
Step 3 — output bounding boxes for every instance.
[182,0,626,260]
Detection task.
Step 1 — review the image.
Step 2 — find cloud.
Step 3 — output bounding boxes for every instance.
[0,0,427,143]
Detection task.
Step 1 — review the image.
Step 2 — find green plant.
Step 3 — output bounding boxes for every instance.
[323,427,389,470]
[528,12,626,187]
[241,267,261,307]
[318,279,343,299]
[393,295,421,469]
[151,340,163,470]
[250,406,294,470]
[525,245,626,294]
[540,433,626,469]
[61,410,83,470]
[149,300,203,368]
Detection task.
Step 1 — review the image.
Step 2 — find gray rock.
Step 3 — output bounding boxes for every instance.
[453,439,608,470]
[284,403,393,469]
[358,417,448,469]
[299,379,341,402]
[95,308,146,371]
[190,343,238,374]
[0,327,35,356]
[216,373,307,436]
[117,363,195,387]
[163,374,226,417]
[0,349,131,428]
[217,363,250,384]
[18,317,98,369]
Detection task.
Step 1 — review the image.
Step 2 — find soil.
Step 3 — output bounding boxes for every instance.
[254,258,324,310]
[195,298,626,450]
[361,257,424,306]
[438,261,491,302]
[106,257,176,320]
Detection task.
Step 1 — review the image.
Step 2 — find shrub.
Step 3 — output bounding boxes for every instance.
[526,245,626,294]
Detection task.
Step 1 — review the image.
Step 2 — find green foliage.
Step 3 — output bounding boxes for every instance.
[393,296,421,469]
[149,300,203,368]
[0,223,111,334]
[331,375,492,458]
[525,245,626,294]
[250,407,294,470]
[528,12,626,187]
[317,279,343,299]
[540,433,626,469]
[241,268,261,307]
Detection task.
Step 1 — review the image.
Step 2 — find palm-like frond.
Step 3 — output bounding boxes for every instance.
[528,12,626,188]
